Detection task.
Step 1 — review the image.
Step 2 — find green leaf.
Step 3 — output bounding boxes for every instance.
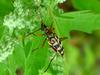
[24,36,50,75]
[7,42,25,75]
[0,0,14,17]
[0,63,8,75]
[72,0,100,13]
[54,11,100,37]
[0,25,5,40]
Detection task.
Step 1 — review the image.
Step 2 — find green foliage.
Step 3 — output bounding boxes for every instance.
[55,11,100,37]
[72,0,100,12]
[0,0,14,18]
[0,0,100,75]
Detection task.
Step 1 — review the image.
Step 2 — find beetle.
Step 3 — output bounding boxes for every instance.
[26,21,67,73]
[41,22,64,56]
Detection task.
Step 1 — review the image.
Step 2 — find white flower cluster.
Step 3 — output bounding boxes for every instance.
[54,0,66,5]
[34,0,41,6]
[0,43,13,62]
[0,37,16,62]
[51,55,64,74]
[3,0,35,33]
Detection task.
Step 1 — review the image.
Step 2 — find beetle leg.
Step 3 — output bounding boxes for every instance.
[60,37,68,41]
[32,38,47,52]
[41,38,47,47]
[43,53,57,73]
[25,28,41,37]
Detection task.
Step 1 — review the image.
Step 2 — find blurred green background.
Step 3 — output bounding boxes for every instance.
[0,0,100,75]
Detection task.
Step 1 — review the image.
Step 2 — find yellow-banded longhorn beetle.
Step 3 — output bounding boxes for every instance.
[41,22,64,56]
[26,21,67,73]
